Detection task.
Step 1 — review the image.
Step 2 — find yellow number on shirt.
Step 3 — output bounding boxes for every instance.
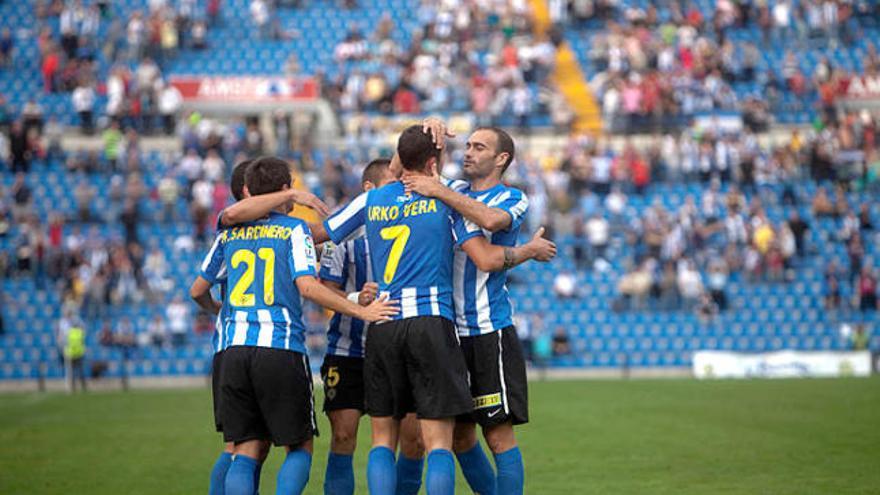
[380,225,411,284]
[258,248,275,305]
[229,248,276,307]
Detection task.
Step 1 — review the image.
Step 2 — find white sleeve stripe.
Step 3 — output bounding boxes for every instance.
[291,225,316,273]
[327,192,367,232]
[508,195,529,219]
[200,235,222,272]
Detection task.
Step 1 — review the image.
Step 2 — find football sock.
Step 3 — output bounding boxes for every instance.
[395,454,424,495]
[224,454,257,495]
[367,446,396,495]
[253,458,263,494]
[456,442,496,495]
[324,452,354,495]
[494,447,524,495]
[425,449,455,495]
[276,448,312,495]
[209,451,233,495]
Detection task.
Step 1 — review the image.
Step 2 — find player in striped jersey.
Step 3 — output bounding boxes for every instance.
[323,127,553,495]
[192,158,331,495]
[192,157,398,495]
[404,125,555,495]
[317,158,427,495]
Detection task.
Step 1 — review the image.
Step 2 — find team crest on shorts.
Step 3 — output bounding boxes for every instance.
[327,388,337,400]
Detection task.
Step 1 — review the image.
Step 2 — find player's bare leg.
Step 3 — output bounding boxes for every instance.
[396,413,425,495]
[483,421,523,495]
[368,416,401,494]
[325,408,361,495]
[329,409,361,455]
[278,438,313,495]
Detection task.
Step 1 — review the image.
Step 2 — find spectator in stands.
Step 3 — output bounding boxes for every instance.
[858,204,874,232]
[250,0,270,38]
[857,266,878,312]
[551,327,571,357]
[157,172,180,223]
[586,213,610,264]
[73,179,96,223]
[553,270,578,299]
[157,81,182,135]
[10,173,32,223]
[0,28,13,66]
[696,293,719,323]
[166,295,189,346]
[787,210,810,256]
[146,314,168,347]
[10,121,31,174]
[677,259,704,309]
[144,242,171,302]
[616,261,652,311]
[847,233,865,283]
[707,257,729,311]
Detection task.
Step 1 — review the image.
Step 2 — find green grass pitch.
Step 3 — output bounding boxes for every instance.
[1,378,879,494]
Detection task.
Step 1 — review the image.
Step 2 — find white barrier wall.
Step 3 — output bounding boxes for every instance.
[693,351,873,379]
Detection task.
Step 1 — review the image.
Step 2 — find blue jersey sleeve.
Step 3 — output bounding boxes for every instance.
[323,192,368,245]
[318,241,348,285]
[451,211,483,247]
[289,222,318,280]
[200,231,226,284]
[495,188,529,232]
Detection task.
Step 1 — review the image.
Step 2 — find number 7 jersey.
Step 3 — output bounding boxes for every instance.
[324,181,481,322]
[200,212,318,353]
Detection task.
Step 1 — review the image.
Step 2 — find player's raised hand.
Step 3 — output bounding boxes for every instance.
[358,282,379,306]
[289,189,331,217]
[422,117,455,150]
[527,227,557,262]
[359,293,399,322]
[402,173,443,198]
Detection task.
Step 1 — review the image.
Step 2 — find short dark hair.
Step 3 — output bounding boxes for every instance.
[245,156,292,196]
[397,125,440,172]
[476,126,515,173]
[230,159,252,201]
[362,158,391,186]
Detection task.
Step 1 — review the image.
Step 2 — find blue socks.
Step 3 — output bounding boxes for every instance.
[425,449,455,495]
[210,452,233,495]
[276,449,312,495]
[456,443,496,495]
[224,454,258,495]
[395,454,424,495]
[253,459,262,494]
[494,447,524,495]
[324,452,354,495]
[367,447,396,495]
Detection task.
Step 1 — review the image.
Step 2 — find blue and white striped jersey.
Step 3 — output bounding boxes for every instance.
[323,181,481,322]
[319,237,373,359]
[453,183,529,337]
[201,212,318,353]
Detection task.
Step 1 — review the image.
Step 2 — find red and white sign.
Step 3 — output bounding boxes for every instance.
[170,76,319,102]
[843,75,880,100]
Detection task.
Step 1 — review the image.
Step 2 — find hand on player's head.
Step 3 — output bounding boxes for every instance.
[422,117,455,150]
[530,227,557,262]
[360,292,399,322]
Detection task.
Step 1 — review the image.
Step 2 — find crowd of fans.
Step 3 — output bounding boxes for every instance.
[323,0,571,129]
[586,0,880,133]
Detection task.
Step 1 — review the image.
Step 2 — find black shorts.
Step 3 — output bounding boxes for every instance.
[211,351,224,432]
[321,354,365,413]
[457,326,529,427]
[219,346,318,446]
[364,316,472,420]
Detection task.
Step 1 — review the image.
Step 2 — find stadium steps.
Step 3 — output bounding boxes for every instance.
[553,42,603,134]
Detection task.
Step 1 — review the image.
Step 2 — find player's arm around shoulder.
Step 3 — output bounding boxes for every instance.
[459,226,557,273]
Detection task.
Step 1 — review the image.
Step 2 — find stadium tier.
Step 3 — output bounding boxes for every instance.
[1,154,878,380]
[0,0,879,383]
